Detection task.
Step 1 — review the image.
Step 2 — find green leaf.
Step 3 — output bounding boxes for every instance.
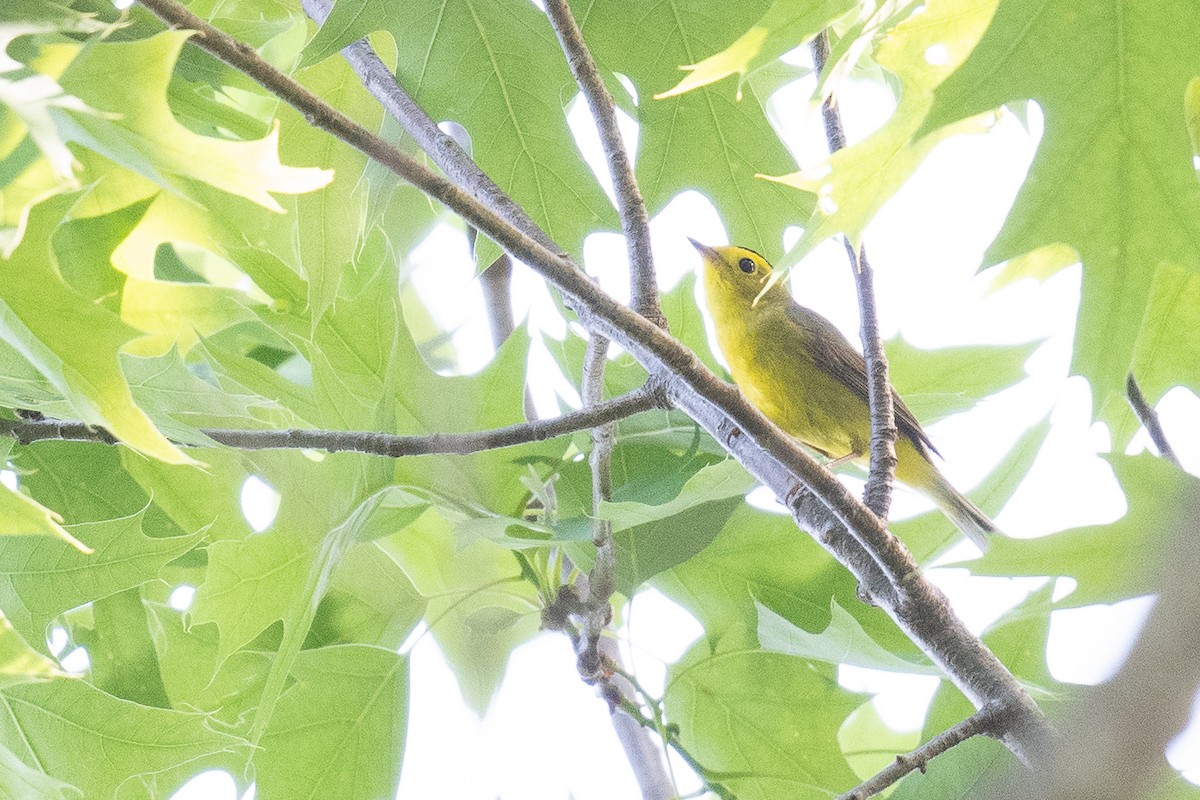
[0,191,190,463]
[279,40,385,326]
[582,1,812,258]
[57,31,332,212]
[74,588,170,708]
[654,0,856,99]
[147,602,270,732]
[258,645,408,800]
[886,337,1039,425]
[0,506,203,647]
[599,458,754,531]
[0,611,63,686]
[658,505,845,648]
[0,483,88,553]
[758,599,936,674]
[764,0,998,260]
[666,647,861,799]
[965,455,1198,607]
[922,0,1200,412]
[0,679,242,800]
[303,0,615,259]
[124,349,301,444]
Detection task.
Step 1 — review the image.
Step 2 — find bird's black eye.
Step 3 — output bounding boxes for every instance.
[738,257,755,274]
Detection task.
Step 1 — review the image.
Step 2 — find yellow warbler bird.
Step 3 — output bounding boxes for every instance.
[691,239,996,549]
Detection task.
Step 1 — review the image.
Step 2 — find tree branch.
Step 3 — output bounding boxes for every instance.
[811,31,898,520]
[137,0,1053,764]
[1126,374,1180,466]
[0,384,665,456]
[836,703,1008,800]
[544,0,665,328]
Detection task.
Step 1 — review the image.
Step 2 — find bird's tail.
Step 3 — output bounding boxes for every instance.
[928,474,999,551]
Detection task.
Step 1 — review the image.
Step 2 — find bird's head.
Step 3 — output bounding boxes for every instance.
[689,239,777,307]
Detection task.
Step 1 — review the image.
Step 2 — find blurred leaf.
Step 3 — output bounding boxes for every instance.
[1123,262,1200,443]
[0,0,106,181]
[988,243,1078,289]
[74,588,170,708]
[189,457,385,666]
[306,542,425,649]
[666,646,861,799]
[258,645,407,800]
[124,349,301,444]
[892,415,1051,560]
[764,0,998,261]
[655,0,855,99]
[380,508,537,713]
[891,585,1063,799]
[0,741,79,800]
[279,39,384,326]
[0,679,242,799]
[838,700,920,786]
[147,602,269,731]
[57,32,332,211]
[923,0,1200,413]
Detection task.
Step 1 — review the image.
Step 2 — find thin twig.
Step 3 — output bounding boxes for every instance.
[0,384,665,456]
[578,330,616,680]
[544,0,664,328]
[1126,374,1180,466]
[811,30,898,520]
[836,704,1006,800]
[138,0,1053,763]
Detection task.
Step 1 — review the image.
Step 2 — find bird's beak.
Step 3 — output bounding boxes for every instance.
[688,238,719,260]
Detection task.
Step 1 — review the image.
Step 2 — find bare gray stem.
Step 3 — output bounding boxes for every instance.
[544,0,664,328]
[1126,374,1180,466]
[0,385,664,456]
[811,30,898,520]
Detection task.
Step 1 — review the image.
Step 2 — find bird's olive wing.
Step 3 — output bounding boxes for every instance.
[787,302,939,457]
